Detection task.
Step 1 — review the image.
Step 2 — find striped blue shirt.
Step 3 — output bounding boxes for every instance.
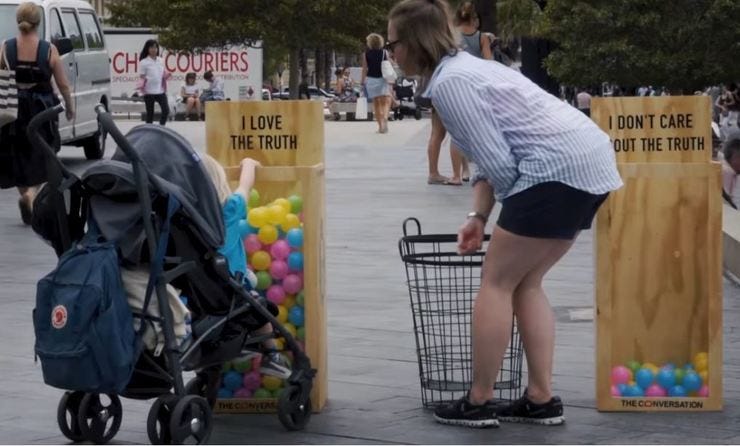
[423,52,623,200]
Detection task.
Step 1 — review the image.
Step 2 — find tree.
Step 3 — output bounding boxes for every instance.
[107,0,395,97]
[539,0,740,92]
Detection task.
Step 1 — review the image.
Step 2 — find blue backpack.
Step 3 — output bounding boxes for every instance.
[33,241,137,393]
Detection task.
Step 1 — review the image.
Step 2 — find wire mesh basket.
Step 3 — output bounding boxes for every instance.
[398,217,524,408]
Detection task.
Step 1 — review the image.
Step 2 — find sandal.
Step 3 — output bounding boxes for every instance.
[427,175,450,185]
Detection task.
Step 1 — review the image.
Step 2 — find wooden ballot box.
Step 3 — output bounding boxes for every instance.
[592,96,722,411]
[205,101,327,413]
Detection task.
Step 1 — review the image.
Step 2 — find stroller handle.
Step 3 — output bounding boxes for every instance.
[95,104,144,165]
[26,104,64,159]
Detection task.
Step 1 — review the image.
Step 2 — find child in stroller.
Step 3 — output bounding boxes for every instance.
[28,105,315,445]
[392,77,423,121]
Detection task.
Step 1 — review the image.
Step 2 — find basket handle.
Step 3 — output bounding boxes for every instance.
[402,217,422,237]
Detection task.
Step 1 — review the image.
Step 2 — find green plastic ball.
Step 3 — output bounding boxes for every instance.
[273,388,284,399]
[249,189,261,208]
[627,360,641,374]
[674,367,686,385]
[222,362,232,373]
[256,271,272,290]
[288,194,303,214]
[232,359,252,373]
[253,388,272,399]
[296,291,305,307]
[297,326,305,341]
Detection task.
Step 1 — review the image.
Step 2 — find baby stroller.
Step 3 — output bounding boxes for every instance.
[392,77,422,121]
[27,105,315,444]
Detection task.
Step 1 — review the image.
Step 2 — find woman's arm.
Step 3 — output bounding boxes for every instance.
[234,158,261,199]
[49,45,74,120]
[360,52,368,85]
[480,33,494,60]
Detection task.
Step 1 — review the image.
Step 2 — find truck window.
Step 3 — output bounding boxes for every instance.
[60,10,84,51]
[78,11,104,50]
[50,9,64,43]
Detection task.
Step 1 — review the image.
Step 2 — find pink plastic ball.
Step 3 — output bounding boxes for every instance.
[698,384,709,397]
[645,384,667,397]
[244,234,262,255]
[270,240,291,260]
[283,274,303,294]
[234,387,253,399]
[610,385,621,397]
[270,260,289,280]
[611,365,631,385]
[267,284,286,305]
[242,371,261,391]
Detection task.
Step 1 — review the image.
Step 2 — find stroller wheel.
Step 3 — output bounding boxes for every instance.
[147,395,178,445]
[169,395,213,445]
[185,370,221,409]
[277,384,312,431]
[414,109,422,120]
[76,393,123,444]
[57,391,86,442]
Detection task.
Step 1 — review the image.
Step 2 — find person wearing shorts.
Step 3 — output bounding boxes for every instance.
[388,0,623,428]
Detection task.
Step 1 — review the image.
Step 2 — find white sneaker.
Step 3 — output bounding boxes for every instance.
[260,352,291,379]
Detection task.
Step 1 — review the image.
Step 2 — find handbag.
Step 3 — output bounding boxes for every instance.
[381,50,397,83]
[0,41,18,128]
[355,96,368,120]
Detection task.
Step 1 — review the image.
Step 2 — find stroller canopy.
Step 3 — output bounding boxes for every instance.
[84,125,225,262]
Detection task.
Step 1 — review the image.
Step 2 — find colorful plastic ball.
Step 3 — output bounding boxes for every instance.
[258,224,279,245]
[682,371,703,392]
[248,188,261,208]
[694,352,708,367]
[693,354,709,373]
[223,371,243,391]
[673,367,686,385]
[233,358,252,373]
[699,370,708,384]
[296,291,305,307]
[217,388,233,399]
[617,383,629,395]
[253,388,272,399]
[611,366,632,385]
[644,384,666,397]
[643,363,660,375]
[262,375,283,391]
[270,240,291,260]
[668,385,687,397]
[273,337,285,351]
[267,204,287,226]
[273,198,292,214]
[288,194,303,214]
[288,306,305,327]
[269,260,289,280]
[656,367,676,389]
[283,294,296,309]
[234,388,253,399]
[286,228,303,248]
[663,362,676,370]
[247,207,269,228]
[698,384,710,397]
[267,285,286,305]
[238,219,250,237]
[288,251,304,271]
[283,274,303,294]
[297,326,305,341]
[635,368,654,389]
[244,234,262,254]
[283,322,297,338]
[626,360,642,375]
[242,371,261,391]
[251,250,271,271]
[623,384,644,397]
[273,388,284,399]
[277,305,288,323]
[255,271,272,290]
[282,213,301,231]
[610,385,621,397]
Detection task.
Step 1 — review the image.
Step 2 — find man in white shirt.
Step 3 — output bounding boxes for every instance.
[201,70,225,102]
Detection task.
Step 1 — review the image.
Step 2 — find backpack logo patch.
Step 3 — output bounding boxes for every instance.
[51,305,68,329]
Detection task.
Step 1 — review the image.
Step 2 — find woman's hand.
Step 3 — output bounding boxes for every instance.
[457,217,485,255]
[65,107,75,121]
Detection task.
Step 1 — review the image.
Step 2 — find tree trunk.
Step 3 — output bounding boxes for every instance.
[289,47,300,99]
[315,48,324,89]
[324,50,332,91]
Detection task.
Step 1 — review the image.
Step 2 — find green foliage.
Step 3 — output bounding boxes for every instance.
[539,0,740,91]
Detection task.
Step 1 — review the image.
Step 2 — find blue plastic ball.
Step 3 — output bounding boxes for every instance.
[247,223,259,235]
[683,363,694,371]
[288,251,304,271]
[682,371,703,392]
[656,367,676,389]
[668,385,687,397]
[223,371,243,391]
[238,219,250,237]
[624,384,644,397]
[217,388,234,399]
[286,228,303,248]
[635,368,654,389]
[288,305,305,327]
[617,383,629,395]
[663,362,676,370]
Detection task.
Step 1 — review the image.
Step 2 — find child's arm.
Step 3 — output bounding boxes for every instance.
[234,158,261,199]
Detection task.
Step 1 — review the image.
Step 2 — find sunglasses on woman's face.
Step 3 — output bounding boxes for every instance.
[384,40,401,53]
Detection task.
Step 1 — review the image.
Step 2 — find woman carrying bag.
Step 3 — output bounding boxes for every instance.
[361,33,393,134]
[0,2,74,225]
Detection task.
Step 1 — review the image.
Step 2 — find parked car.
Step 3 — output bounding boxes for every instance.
[274,86,335,102]
[0,0,111,159]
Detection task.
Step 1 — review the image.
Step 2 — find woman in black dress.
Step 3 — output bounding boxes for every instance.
[0,2,74,224]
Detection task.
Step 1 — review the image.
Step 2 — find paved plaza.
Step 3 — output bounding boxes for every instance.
[1,117,740,444]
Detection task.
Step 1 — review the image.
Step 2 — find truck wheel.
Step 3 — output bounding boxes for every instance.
[82,120,106,160]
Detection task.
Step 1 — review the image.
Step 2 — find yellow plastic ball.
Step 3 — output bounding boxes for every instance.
[694,352,708,367]
[273,338,285,351]
[247,207,269,228]
[251,250,271,271]
[277,305,288,323]
[281,213,301,231]
[267,204,287,226]
[643,363,659,375]
[283,294,296,309]
[283,323,297,338]
[273,198,292,214]
[694,355,709,373]
[258,224,278,244]
[261,375,283,391]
